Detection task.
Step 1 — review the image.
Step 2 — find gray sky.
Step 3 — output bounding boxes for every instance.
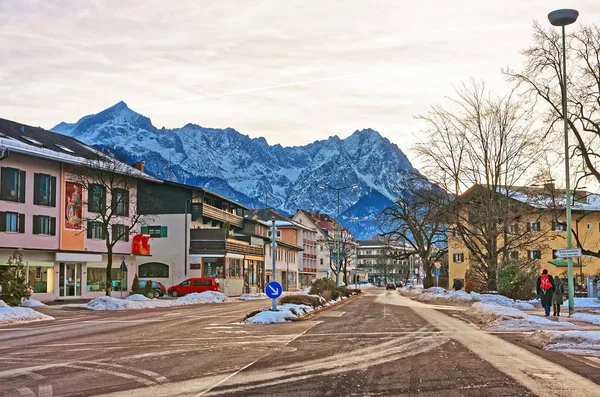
[1,0,599,166]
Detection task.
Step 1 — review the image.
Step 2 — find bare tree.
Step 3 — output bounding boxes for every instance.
[317,232,356,284]
[507,22,600,259]
[379,178,449,288]
[414,81,551,291]
[70,153,153,296]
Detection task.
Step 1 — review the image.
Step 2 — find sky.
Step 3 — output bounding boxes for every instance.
[1,0,600,167]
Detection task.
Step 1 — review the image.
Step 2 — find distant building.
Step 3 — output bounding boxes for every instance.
[356,240,414,284]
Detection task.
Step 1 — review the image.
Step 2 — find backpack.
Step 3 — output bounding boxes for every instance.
[540,274,552,291]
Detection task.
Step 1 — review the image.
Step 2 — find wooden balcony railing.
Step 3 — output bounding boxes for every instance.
[202,204,244,228]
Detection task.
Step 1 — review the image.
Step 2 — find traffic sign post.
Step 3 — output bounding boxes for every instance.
[266,281,282,311]
[555,248,582,258]
[119,260,127,298]
[432,268,441,287]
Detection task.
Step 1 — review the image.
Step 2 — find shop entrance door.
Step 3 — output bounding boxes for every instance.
[59,263,82,297]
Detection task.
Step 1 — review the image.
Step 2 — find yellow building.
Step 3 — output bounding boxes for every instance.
[448,185,600,286]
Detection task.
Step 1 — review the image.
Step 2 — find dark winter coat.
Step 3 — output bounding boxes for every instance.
[552,278,565,305]
[536,274,556,306]
[453,279,463,291]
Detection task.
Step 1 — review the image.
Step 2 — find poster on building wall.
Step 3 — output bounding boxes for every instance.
[65,182,82,229]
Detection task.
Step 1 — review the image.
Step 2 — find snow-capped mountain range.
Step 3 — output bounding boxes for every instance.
[52,101,418,238]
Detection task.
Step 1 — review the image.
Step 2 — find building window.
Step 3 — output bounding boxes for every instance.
[0,212,25,233]
[141,225,168,238]
[88,184,106,213]
[509,250,519,260]
[33,173,57,207]
[529,249,542,260]
[528,221,541,232]
[112,188,128,216]
[552,220,566,232]
[228,258,241,277]
[587,222,593,231]
[139,262,169,278]
[507,224,518,234]
[32,215,56,235]
[0,167,26,203]
[203,257,224,277]
[112,224,129,242]
[452,253,464,263]
[87,221,105,239]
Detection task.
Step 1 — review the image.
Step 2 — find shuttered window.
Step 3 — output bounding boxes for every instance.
[0,167,26,203]
[33,173,56,207]
[112,188,129,216]
[88,184,106,213]
[32,215,56,235]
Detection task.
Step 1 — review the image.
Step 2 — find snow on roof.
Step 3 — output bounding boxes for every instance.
[499,187,600,212]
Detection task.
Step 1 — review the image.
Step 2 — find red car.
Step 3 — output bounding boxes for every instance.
[168,277,220,297]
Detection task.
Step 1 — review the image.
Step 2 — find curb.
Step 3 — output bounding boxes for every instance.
[289,292,363,321]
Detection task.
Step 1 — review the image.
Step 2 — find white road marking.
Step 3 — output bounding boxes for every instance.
[17,388,34,396]
[38,385,53,397]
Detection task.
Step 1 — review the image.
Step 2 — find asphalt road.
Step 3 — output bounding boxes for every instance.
[0,290,599,397]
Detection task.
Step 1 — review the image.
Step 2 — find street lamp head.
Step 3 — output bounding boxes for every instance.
[351,184,359,189]
[318,184,326,189]
[548,9,579,27]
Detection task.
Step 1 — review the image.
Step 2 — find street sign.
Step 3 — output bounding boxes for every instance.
[433,268,441,277]
[555,248,582,258]
[119,260,127,272]
[433,262,441,269]
[265,281,283,299]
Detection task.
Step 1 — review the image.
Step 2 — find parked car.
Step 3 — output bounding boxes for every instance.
[138,280,167,298]
[396,281,404,288]
[386,282,397,290]
[168,277,220,297]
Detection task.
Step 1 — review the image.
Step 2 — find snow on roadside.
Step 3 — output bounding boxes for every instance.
[562,298,600,308]
[20,298,46,307]
[0,300,54,326]
[238,293,268,301]
[526,330,600,356]
[85,291,230,311]
[347,283,376,289]
[411,287,476,306]
[464,302,582,331]
[470,292,535,311]
[244,303,314,324]
[570,313,600,327]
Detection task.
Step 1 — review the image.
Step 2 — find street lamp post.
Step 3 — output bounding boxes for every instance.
[319,184,359,285]
[548,8,579,315]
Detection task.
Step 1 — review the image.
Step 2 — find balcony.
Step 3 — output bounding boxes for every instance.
[302,252,317,260]
[189,228,263,256]
[191,203,244,228]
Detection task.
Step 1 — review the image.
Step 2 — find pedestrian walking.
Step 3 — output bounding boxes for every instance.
[536,268,556,316]
[552,276,564,317]
[452,278,463,291]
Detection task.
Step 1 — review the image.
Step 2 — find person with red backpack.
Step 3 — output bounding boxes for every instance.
[536,268,556,316]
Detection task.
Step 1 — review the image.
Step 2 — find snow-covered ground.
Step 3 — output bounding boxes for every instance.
[570,313,600,327]
[400,286,535,310]
[0,299,54,326]
[244,303,314,324]
[238,293,268,301]
[347,283,376,289]
[20,298,46,307]
[85,291,230,311]
[562,298,600,308]
[526,330,600,356]
[464,302,582,331]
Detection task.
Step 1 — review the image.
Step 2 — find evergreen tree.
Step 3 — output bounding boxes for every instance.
[131,274,140,292]
[0,251,31,306]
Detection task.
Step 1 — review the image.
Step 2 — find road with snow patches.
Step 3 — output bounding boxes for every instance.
[0,290,599,397]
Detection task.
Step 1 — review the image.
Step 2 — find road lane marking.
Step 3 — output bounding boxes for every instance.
[38,385,53,397]
[17,388,34,396]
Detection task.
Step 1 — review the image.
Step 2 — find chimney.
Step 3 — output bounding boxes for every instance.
[134,161,144,173]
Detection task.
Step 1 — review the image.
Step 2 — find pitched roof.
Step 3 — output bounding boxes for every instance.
[0,117,158,182]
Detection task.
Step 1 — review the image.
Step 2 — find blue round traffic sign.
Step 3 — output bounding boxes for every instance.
[265,281,283,299]
[433,268,441,277]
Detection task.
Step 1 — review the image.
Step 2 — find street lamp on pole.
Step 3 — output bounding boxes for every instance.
[319,184,359,285]
[548,8,579,315]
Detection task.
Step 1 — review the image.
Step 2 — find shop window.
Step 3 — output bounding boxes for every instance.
[87,267,121,292]
[33,215,56,235]
[28,266,54,293]
[0,167,26,202]
[88,184,106,213]
[228,258,241,278]
[139,262,169,278]
[33,173,57,207]
[203,257,224,277]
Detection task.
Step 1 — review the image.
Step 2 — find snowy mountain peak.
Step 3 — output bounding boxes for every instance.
[51,103,420,238]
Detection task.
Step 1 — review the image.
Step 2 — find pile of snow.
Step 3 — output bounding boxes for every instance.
[464,302,581,331]
[526,330,600,355]
[470,292,535,311]
[238,293,268,301]
[85,291,230,311]
[398,285,424,296]
[20,298,46,307]
[570,313,600,326]
[245,303,314,324]
[1,301,54,326]
[178,291,228,304]
[412,287,476,305]
[562,298,600,308]
[125,294,152,301]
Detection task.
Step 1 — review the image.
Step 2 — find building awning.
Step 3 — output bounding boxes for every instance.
[55,252,103,262]
[548,259,584,267]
